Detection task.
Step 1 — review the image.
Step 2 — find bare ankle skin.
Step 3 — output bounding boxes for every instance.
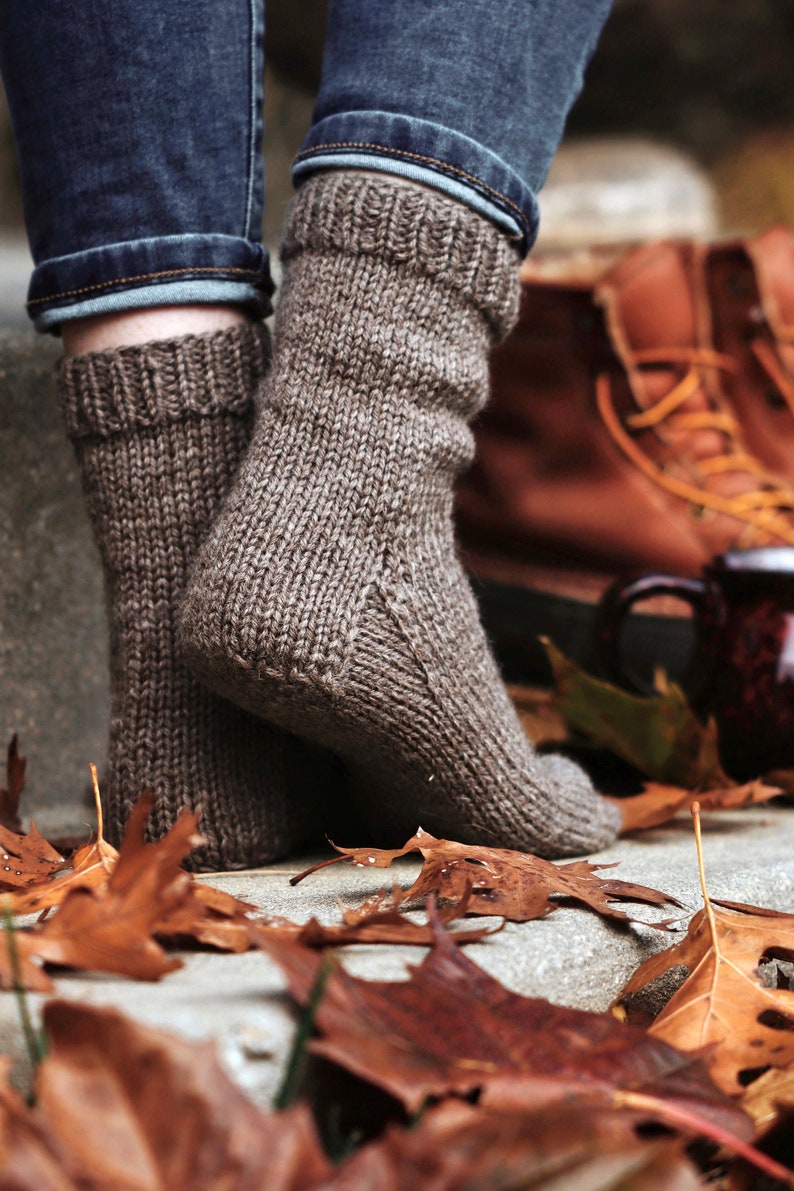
[61,305,251,356]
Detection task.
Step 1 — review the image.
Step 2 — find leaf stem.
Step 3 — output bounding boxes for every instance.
[89,763,103,842]
[616,1089,794,1188]
[273,952,335,1110]
[2,907,46,1082]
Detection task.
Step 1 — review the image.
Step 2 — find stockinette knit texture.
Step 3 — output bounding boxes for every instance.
[59,324,313,868]
[179,173,621,858]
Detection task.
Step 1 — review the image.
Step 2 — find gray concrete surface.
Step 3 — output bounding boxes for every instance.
[0,805,791,1109]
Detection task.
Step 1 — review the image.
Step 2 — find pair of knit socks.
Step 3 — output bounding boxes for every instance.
[63,173,620,867]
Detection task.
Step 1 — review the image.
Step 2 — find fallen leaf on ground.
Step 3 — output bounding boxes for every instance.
[0,735,25,833]
[25,794,198,981]
[0,1055,78,1190]
[29,1000,331,1191]
[614,806,794,1099]
[253,885,499,948]
[293,829,682,928]
[329,1098,704,1191]
[155,882,260,953]
[544,638,729,787]
[0,765,118,916]
[740,1065,794,1136]
[264,911,743,1123]
[262,908,794,1184]
[0,822,66,892]
[617,778,782,833]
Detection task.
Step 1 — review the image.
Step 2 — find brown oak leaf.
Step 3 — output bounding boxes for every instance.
[617,778,783,833]
[0,822,66,893]
[0,1055,78,1189]
[253,885,498,948]
[155,882,260,953]
[293,829,681,927]
[328,1099,704,1191]
[24,793,199,981]
[263,908,757,1147]
[614,896,794,1097]
[25,1001,331,1191]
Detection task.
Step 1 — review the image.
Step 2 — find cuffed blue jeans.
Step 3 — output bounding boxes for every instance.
[0,0,610,332]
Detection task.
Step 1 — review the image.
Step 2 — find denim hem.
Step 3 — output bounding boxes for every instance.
[32,280,269,333]
[292,111,538,253]
[26,233,273,328]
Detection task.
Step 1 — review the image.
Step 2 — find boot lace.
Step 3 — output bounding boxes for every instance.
[596,347,794,544]
[749,315,794,417]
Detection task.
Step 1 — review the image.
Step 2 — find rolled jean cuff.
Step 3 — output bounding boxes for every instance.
[292,112,537,252]
[27,233,274,332]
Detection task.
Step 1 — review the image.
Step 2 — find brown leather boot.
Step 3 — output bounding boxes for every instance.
[705,226,794,486]
[457,239,794,607]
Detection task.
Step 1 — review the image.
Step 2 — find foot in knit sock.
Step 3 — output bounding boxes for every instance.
[60,325,328,869]
[179,175,621,858]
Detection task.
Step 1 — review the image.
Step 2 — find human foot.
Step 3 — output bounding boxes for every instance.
[60,325,325,868]
[179,175,620,858]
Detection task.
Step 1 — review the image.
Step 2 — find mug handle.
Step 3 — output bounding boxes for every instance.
[593,573,726,700]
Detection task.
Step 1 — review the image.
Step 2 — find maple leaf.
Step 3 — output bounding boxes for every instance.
[24,793,198,981]
[330,1099,705,1191]
[614,806,794,1099]
[543,638,729,787]
[25,1001,331,1191]
[0,821,66,894]
[617,778,783,833]
[264,906,762,1139]
[253,885,498,948]
[0,735,25,833]
[293,829,682,927]
[155,882,260,953]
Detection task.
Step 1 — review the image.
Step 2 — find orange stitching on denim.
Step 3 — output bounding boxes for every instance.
[27,264,262,308]
[294,140,526,231]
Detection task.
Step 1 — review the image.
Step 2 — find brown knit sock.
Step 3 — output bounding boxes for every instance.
[179,175,620,858]
[59,324,318,869]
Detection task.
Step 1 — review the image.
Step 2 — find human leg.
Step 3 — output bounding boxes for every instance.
[0,0,321,866]
[179,2,621,857]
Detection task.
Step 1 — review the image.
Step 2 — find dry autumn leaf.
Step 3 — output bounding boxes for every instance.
[155,881,260,954]
[0,822,66,893]
[253,885,499,948]
[262,907,778,1161]
[294,829,682,927]
[614,807,794,1099]
[616,778,783,833]
[25,794,199,982]
[0,1055,79,1190]
[543,638,729,787]
[327,1099,704,1191]
[0,735,25,833]
[27,1001,332,1191]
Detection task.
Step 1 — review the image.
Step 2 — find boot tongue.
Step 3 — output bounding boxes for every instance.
[748,226,794,375]
[604,240,698,356]
[599,241,705,410]
[599,240,750,485]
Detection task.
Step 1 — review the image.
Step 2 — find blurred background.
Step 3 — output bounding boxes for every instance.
[3,0,794,255]
[3,0,794,826]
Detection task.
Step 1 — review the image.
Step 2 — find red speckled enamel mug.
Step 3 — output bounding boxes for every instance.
[594,547,794,779]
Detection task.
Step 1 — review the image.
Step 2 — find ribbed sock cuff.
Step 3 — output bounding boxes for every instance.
[284,172,521,340]
[58,323,270,439]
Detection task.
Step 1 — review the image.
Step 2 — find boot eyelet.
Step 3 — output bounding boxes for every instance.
[765,387,787,410]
